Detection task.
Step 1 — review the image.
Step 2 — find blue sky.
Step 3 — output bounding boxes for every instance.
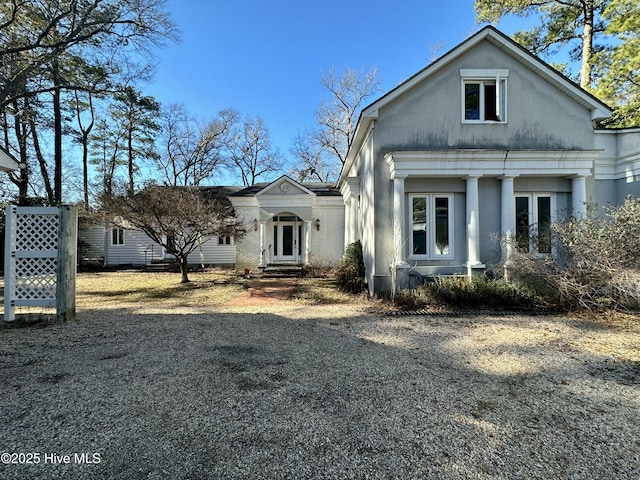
[144,0,526,180]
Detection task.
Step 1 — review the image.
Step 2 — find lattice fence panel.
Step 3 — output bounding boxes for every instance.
[4,206,60,319]
[15,212,60,251]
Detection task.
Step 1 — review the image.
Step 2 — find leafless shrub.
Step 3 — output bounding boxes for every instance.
[505,197,640,312]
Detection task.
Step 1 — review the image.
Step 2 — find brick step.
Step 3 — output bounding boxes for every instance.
[262,264,303,278]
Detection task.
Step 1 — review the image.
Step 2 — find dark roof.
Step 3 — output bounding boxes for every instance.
[227,182,341,197]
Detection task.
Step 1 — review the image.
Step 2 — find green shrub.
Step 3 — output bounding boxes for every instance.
[418,276,536,310]
[335,240,365,294]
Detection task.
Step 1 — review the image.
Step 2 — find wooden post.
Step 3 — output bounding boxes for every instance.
[56,205,78,322]
[4,205,16,321]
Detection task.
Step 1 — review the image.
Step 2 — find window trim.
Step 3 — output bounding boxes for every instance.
[218,235,233,246]
[515,193,556,255]
[111,227,125,246]
[460,69,508,124]
[408,193,455,260]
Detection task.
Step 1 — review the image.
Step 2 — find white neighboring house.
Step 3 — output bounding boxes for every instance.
[78,176,345,270]
[78,223,237,267]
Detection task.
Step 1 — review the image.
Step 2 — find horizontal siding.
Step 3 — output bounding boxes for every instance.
[82,227,237,266]
[107,229,159,265]
[185,237,236,265]
[78,226,105,259]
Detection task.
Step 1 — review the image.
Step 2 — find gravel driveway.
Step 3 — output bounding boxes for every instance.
[1,305,639,479]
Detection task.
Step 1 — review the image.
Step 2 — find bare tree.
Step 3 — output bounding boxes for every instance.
[0,0,176,205]
[225,114,282,186]
[316,66,381,165]
[0,0,178,110]
[289,130,337,183]
[291,66,380,182]
[103,185,245,283]
[158,105,236,186]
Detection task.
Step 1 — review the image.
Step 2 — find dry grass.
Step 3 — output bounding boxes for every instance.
[76,269,245,310]
[1,269,368,318]
[290,276,370,305]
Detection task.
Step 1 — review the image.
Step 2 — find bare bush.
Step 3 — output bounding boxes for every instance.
[506,197,640,311]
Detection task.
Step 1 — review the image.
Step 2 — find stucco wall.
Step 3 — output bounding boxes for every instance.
[233,206,261,273]
[594,129,640,203]
[363,40,603,292]
[373,42,597,154]
[309,201,345,266]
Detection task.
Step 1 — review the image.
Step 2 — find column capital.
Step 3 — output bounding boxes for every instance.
[391,173,408,181]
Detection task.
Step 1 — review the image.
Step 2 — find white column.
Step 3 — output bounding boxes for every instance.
[259,221,267,267]
[466,176,483,273]
[304,221,311,265]
[501,176,515,262]
[572,175,587,217]
[344,198,352,247]
[350,195,359,242]
[392,176,407,265]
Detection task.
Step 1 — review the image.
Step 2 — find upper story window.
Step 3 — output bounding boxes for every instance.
[461,69,508,123]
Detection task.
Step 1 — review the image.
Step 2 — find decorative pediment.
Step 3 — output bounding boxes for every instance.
[255,175,316,197]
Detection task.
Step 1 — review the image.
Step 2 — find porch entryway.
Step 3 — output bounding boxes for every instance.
[260,213,311,267]
[272,215,303,263]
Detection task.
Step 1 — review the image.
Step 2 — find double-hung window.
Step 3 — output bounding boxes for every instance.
[409,194,454,259]
[218,236,232,245]
[515,194,554,254]
[111,228,124,246]
[461,69,508,123]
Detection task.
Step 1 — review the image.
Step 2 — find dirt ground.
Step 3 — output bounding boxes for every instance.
[1,303,639,479]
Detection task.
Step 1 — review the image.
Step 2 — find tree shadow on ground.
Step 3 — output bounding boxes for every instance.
[1,309,638,480]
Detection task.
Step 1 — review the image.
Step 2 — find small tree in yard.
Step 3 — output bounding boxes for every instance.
[507,197,640,312]
[103,185,245,283]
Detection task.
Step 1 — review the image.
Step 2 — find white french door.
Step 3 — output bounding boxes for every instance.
[272,216,302,262]
[515,194,554,254]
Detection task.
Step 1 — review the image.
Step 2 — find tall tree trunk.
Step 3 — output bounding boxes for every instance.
[128,128,134,195]
[28,115,55,204]
[580,0,594,89]
[75,91,95,210]
[11,100,29,205]
[52,59,63,204]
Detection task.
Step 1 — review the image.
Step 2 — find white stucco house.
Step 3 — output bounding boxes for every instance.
[80,26,640,294]
[339,26,640,293]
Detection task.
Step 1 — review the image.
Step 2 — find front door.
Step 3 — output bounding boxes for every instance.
[273,215,301,262]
